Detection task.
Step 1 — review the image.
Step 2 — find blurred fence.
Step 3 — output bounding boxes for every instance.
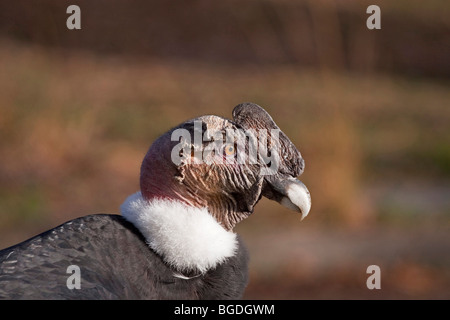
[0,0,448,77]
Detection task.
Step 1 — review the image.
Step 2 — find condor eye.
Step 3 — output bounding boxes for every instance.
[224,143,235,156]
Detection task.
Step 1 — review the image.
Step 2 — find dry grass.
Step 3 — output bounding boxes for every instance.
[0,40,449,298]
[1,39,449,234]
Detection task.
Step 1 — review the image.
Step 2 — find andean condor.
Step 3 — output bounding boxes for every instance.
[0,103,311,299]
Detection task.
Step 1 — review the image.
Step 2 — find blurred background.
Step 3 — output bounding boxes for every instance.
[0,0,449,299]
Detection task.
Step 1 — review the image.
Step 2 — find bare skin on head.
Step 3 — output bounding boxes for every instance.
[140,103,311,231]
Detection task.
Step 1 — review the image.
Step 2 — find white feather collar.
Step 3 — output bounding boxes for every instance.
[120,192,238,274]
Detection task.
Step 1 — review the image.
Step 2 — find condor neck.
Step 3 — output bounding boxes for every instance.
[120,192,238,274]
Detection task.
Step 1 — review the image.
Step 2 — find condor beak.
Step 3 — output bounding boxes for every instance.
[231,102,311,220]
[263,174,311,220]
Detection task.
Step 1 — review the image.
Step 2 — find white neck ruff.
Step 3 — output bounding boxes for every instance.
[120,192,238,274]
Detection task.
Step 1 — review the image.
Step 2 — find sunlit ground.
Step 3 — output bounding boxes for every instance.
[0,40,449,298]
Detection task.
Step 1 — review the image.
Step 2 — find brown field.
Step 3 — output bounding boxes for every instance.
[0,0,449,299]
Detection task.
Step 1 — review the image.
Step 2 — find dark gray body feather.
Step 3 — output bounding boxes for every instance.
[0,214,249,299]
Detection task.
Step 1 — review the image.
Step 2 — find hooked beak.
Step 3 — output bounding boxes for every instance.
[263,174,311,220]
[231,102,311,220]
